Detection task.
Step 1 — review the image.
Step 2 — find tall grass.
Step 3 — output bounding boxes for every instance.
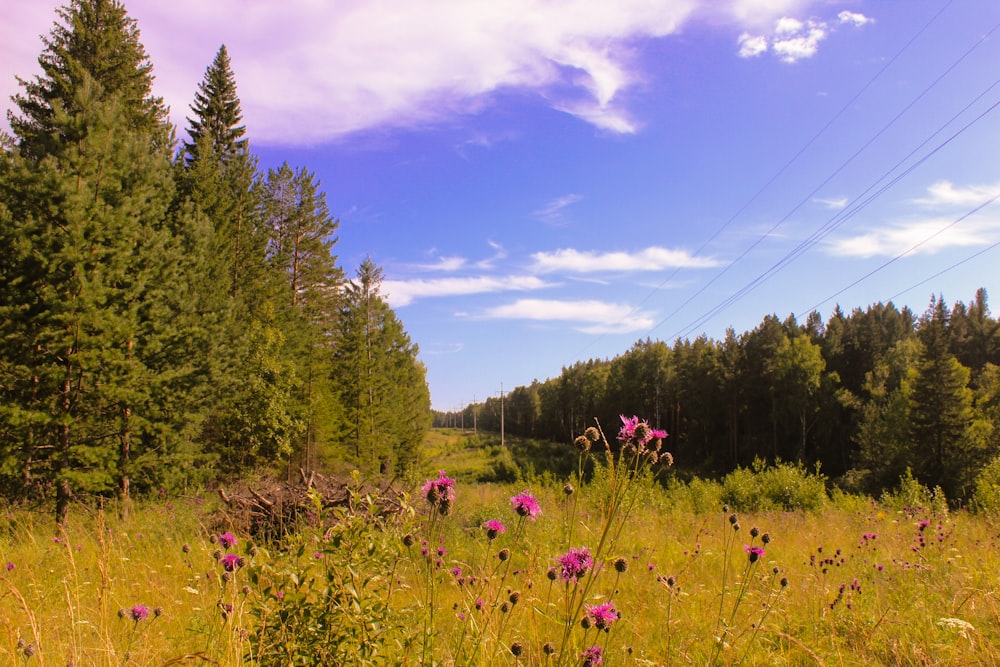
[2,443,1000,664]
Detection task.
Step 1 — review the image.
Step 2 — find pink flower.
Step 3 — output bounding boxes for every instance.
[510,492,541,519]
[581,645,603,666]
[220,553,241,571]
[218,532,238,549]
[422,471,456,511]
[617,414,667,448]
[130,605,150,622]
[744,545,765,562]
[483,519,506,539]
[557,547,593,582]
[585,601,619,631]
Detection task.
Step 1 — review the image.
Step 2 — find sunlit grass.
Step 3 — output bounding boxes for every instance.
[2,457,1000,664]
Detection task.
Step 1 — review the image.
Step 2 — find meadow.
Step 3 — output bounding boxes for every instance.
[2,425,1000,666]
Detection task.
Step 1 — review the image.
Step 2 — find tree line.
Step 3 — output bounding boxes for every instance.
[0,0,431,521]
[441,291,1000,501]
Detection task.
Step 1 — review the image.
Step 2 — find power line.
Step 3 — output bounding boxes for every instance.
[564,0,957,363]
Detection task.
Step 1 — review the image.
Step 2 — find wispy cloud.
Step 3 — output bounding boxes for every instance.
[533,194,584,225]
[3,0,852,144]
[814,196,848,210]
[482,298,654,334]
[412,255,468,272]
[382,275,551,307]
[736,9,871,63]
[531,246,719,273]
[827,217,1000,258]
[912,180,1000,208]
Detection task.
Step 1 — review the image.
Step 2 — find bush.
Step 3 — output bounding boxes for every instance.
[879,468,948,514]
[973,456,1000,515]
[721,458,828,512]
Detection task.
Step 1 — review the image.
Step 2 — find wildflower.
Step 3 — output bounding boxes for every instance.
[563,483,575,496]
[402,533,416,547]
[4,562,13,571]
[22,643,35,658]
[130,605,150,622]
[584,426,600,443]
[313,552,323,560]
[614,557,628,573]
[585,602,619,631]
[581,645,603,666]
[475,598,485,611]
[543,642,556,655]
[574,435,592,452]
[182,543,191,554]
[450,566,462,578]
[218,532,238,549]
[422,471,456,514]
[483,519,506,540]
[510,491,541,519]
[617,415,667,449]
[498,548,511,562]
[557,547,593,582]
[509,591,521,605]
[220,553,241,572]
[510,641,524,657]
[745,545,766,563]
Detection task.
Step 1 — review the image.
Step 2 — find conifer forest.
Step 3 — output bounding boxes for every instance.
[3,0,1000,517]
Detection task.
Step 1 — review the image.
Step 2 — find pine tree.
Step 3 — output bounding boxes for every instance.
[0,1,210,520]
[183,45,248,165]
[331,258,430,474]
[9,0,169,159]
[909,297,974,496]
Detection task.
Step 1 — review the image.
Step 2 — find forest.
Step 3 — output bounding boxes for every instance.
[442,291,1000,502]
[3,0,1000,525]
[0,0,432,522]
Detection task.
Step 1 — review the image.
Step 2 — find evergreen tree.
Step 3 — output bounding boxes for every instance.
[909,297,974,496]
[331,258,430,474]
[0,1,210,520]
[183,45,248,165]
[9,0,169,159]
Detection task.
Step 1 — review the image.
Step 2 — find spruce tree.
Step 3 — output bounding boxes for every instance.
[331,258,430,474]
[9,0,169,159]
[0,1,210,520]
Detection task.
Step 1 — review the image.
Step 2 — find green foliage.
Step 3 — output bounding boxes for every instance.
[721,458,828,512]
[973,456,1000,515]
[246,485,417,665]
[879,468,949,513]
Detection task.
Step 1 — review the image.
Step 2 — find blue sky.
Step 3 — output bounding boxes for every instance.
[5,0,1000,411]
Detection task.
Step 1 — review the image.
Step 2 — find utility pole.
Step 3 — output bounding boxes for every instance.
[499,383,506,448]
[472,394,478,436]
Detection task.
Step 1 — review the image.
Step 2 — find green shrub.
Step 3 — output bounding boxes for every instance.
[973,456,1000,515]
[879,468,948,513]
[721,458,828,512]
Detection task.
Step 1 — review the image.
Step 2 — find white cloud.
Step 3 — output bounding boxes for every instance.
[381,275,550,307]
[814,196,848,210]
[413,256,468,272]
[737,9,868,64]
[913,180,1000,208]
[3,0,856,145]
[531,246,719,273]
[533,194,585,225]
[482,298,654,333]
[772,21,827,63]
[737,33,768,58]
[827,217,1000,258]
[838,11,873,27]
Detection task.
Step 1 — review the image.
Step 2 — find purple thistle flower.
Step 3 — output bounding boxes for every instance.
[510,491,541,519]
[617,414,667,448]
[450,566,462,578]
[421,471,456,505]
[483,519,506,539]
[745,545,766,563]
[581,645,604,666]
[130,605,150,622]
[4,562,13,571]
[220,553,241,571]
[585,601,619,631]
[557,547,593,582]
[218,532,238,549]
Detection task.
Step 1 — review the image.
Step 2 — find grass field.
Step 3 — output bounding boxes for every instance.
[1,429,998,665]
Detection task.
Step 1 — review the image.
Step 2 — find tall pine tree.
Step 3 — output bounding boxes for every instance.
[0,0,209,520]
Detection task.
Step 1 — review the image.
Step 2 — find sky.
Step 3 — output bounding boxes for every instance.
[4,0,1000,412]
